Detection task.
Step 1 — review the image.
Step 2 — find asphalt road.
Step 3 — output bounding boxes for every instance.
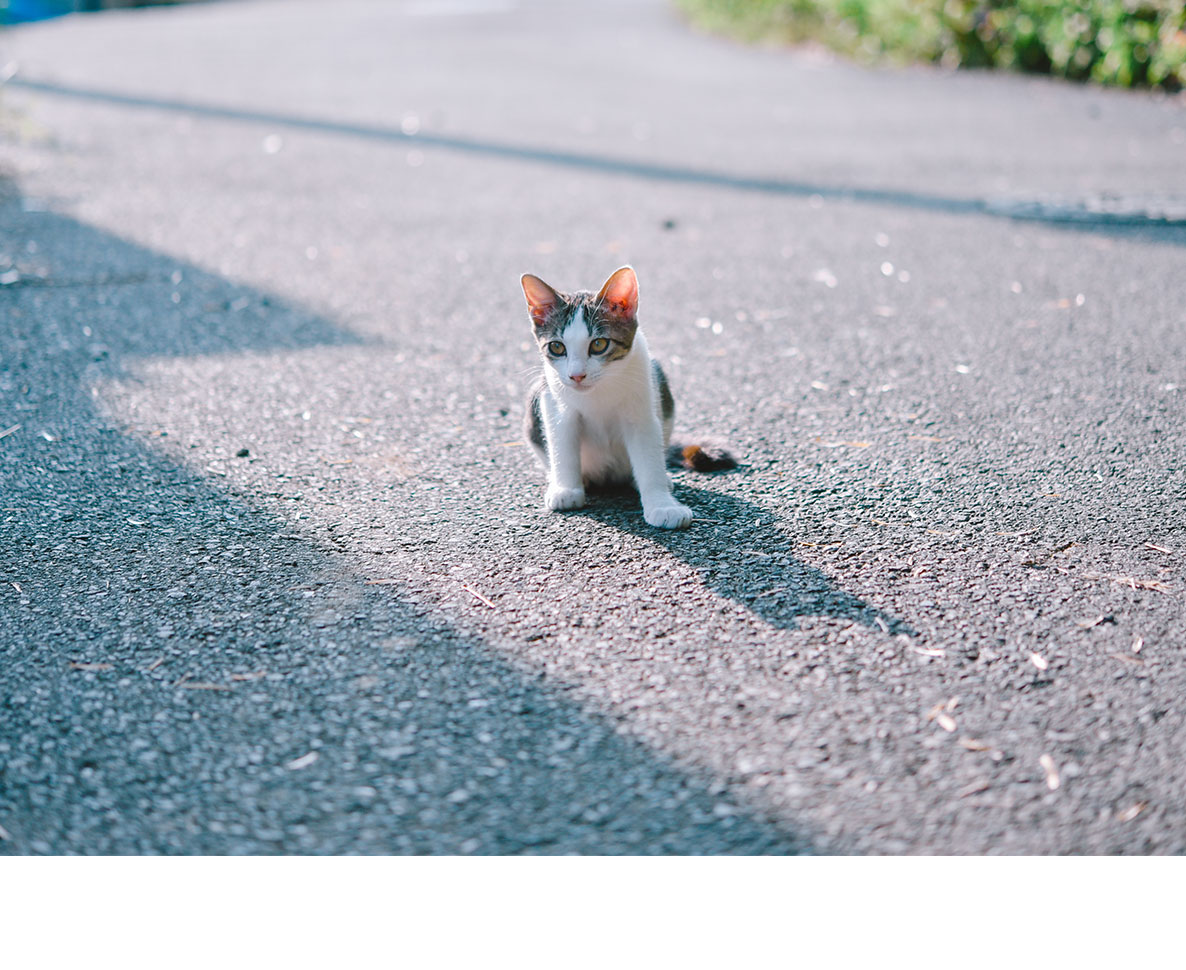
[1,0,1185,854]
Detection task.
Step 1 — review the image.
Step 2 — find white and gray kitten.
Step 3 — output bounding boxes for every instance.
[521,266,734,529]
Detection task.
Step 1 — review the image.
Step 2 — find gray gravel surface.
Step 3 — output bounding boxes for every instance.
[1,0,1184,854]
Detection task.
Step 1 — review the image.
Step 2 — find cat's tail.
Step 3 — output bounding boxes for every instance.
[666,441,738,473]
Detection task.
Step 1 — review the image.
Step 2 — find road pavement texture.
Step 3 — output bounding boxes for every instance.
[2,0,1184,854]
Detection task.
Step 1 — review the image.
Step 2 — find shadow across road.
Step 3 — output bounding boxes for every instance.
[0,176,803,854]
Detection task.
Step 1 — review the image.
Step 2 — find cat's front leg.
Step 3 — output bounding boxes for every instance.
[542,397,585,512]
[546,483,586,511]
[624,420,692,529]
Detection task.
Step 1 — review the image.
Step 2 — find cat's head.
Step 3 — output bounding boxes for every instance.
[520,266,639,392]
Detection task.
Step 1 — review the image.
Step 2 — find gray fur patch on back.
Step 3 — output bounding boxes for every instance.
[652,359,675,423]
[525,377,547,454]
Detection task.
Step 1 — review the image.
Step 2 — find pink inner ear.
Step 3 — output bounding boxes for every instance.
[598,267,638,318]
[522,274,559,326]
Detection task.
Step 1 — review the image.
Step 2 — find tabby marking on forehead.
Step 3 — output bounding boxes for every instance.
[562,305,588,346]
[536,299,577,339]
[534,291,636,357]
[585,295,637,355]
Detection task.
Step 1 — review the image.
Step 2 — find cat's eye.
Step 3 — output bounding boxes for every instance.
[589,337,610,355]
[547,340,566,356]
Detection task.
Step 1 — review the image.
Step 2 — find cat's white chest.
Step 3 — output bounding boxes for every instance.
[577,411,632,484]
[554,347,654,486]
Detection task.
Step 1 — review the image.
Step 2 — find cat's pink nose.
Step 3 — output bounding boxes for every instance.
[570,373,586,384]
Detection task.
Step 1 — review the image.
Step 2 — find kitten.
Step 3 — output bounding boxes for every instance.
[521,265,734,529]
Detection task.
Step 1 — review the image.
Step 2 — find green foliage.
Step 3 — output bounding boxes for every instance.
[676,0,1186,88]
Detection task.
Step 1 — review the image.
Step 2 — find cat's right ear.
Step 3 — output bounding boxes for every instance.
[521,274,560,329]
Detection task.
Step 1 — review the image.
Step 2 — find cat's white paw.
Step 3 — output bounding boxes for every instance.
[643,500,694,530]
[545,485,586,511]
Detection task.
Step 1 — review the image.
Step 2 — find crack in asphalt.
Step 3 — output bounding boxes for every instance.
[10,76,1186,233]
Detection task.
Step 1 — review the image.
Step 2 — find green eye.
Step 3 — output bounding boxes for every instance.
[589,337,610,354]
[547,340,566,356]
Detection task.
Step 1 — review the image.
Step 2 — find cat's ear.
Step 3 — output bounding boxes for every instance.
[595,266,639,321]
[521,274,561,329]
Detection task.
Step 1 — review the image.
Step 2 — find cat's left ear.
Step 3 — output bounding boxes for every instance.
[596,266,639,321]
[521,274,561,329]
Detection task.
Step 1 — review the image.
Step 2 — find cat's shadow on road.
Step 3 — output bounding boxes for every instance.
[577,480,914,636]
